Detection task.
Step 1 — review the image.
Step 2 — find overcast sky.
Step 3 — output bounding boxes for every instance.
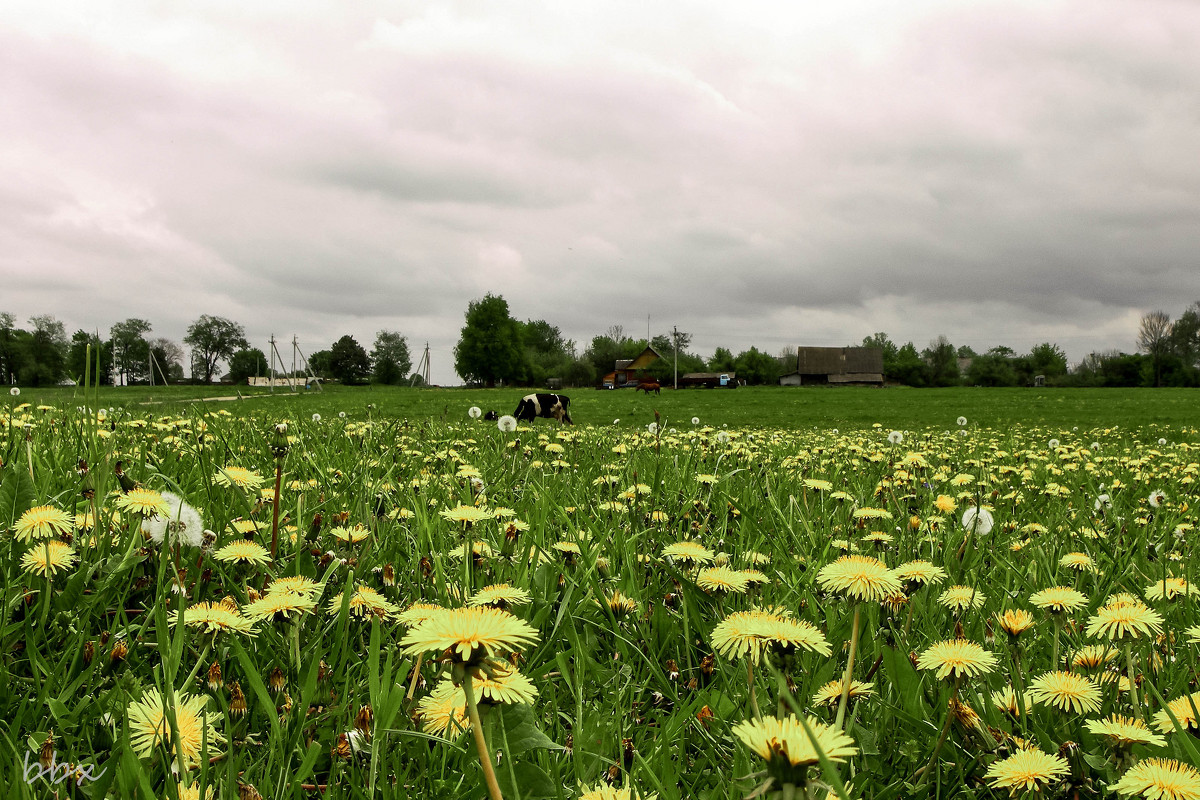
[4,1,1200,384]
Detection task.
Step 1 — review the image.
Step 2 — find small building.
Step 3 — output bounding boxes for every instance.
[778,347,883,386]
[601,345,662,388]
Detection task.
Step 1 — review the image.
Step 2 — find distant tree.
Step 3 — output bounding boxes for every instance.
[308,349,333,379]
[1137,310,1173,387]
[519,320,572,386]
[0,313,20,385]
[1101,352,1146,387]
[21,315,68,386]
[149,338,185,383]
[184,315,249,383]
[922,335,960,387]
[67,331,113,385]
[891,342,928,387]
[708,347,737,372]
[329,335,371,384]
[1026,342,1068,382]
[860,333,900,381]
[228,348,269,384]
[1169,302,1200,384]
[967,346,1018,387]
[454,294,525,387]
[371,330,412,385]
[734,347,782,385]
[110,318,152,385]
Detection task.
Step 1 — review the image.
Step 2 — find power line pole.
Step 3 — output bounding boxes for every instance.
[673,325,678,390]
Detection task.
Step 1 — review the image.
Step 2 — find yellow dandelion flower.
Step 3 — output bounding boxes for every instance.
[733,715,857,768]
[329,525,370,543]
[14,505,74,543]
[935,495,957,513]
[473,663,539,705]
[1029,586,1088,613]
[602,590,639,617]
[1028,670,1102,714]
[852,507,893,521]
[938,585,986,613]
[893,560,948,587]
[398,602,445,627]
[916,639,998,681]
[991,686,1034,716]
[400,606,539,665]
[662,540,715,565]
[817,555,901,602]
[996,609,1036,638]
[243,591,317,623]
[1071,644,1118,669]
[439,504,493,525]
[1114,758,1200,800]
[803,479,833,491]
[267,576,322,597]
[116,488,171,519]
[1086,599,1164,641]
[213,540,271,566]
[169,600,256,636]
[417,682,469,738]
[20,540,78,577]
[468,584,532,609]
[1085,715,1166,748]
[812,680,874,706]
[127,688,223,769]
[984,748,1069,795]
[1059,552,1098,573]
[1152,691,1200,734]
[696,566,750,594]
[327,586,401,618]
[1145,577,1194,602]
[213,466,264,491]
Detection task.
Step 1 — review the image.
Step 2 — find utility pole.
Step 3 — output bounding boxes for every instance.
[673,325,678,390]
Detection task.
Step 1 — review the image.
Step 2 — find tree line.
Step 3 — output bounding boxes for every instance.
[3,299,1198,388]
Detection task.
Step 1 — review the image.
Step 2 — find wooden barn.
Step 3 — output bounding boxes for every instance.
[778,347,883,386]
[601,345,662,388]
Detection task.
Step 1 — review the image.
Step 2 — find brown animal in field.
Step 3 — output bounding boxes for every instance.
[635,382,661,395]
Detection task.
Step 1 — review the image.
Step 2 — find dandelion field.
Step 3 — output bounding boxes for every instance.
[2,388,1199,799]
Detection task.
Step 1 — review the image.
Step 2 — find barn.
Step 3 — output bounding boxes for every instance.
[778,347,883,386]
[602,345,662,388]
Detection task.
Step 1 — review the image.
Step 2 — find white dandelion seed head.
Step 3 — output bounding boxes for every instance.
[888,430,903,444]
[497,415,517,432]
[1048,438,1060,449]
[142,491,205,548]
[339,411,347,418]
[831,428,838,434]
[1148,490,1166,508]
[957,416,967,426]
[469,476,485,493]
[612,419,620,425]
[468,406,482,419]
[691,417,700,425]
[9,387,19,396]
[1090,442,1100,450]
[961,506,994,536]
[312,413,322,422]
[647,422,659,434]
[669,427,676,433]
[959,429,969,437]
[1158,437,1168,446]
[1094,494,1112,511]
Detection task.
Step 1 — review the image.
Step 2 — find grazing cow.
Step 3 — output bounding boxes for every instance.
[635,382,661,395]
[483,410,498,421]
[513,393,573,424]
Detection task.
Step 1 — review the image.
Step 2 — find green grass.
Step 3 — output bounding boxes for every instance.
[12,384,1200,432]
[1,390,1197,799]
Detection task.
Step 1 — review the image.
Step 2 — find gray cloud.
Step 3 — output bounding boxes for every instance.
[3,1,1200,383]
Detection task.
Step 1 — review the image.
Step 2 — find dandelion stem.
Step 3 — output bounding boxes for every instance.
[462,670,505,800]
[747,661,762,720]
[269,461,283,561]
[916,675,961,787]
[834,605,861,731]
[1124,641,1142,720]
[406,653,424,701]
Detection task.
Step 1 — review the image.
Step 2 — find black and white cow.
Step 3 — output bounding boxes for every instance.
[513,393,573,425]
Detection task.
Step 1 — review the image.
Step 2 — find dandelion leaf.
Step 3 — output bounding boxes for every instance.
[0,463,35,531]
